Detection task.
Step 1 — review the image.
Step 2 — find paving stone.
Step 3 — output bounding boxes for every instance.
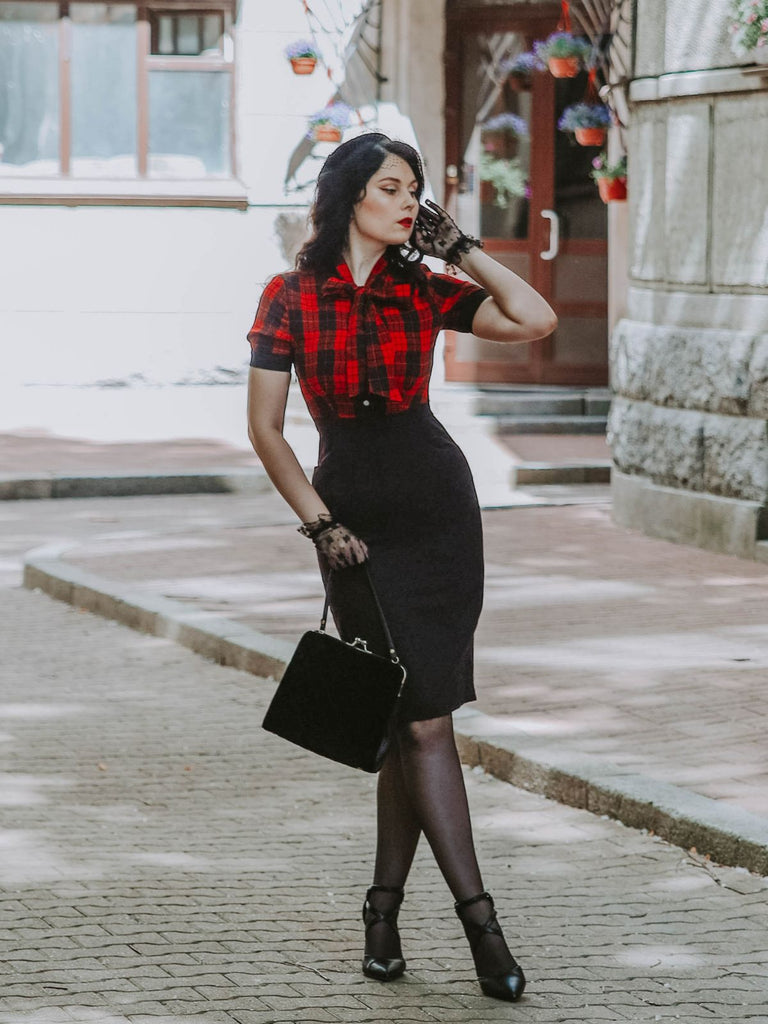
[2,497,768,1022]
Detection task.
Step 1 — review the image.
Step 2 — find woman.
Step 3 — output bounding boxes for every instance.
[247,133,556,1002]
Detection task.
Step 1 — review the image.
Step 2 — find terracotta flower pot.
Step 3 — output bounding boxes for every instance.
[313,124,342,143]
[548,56,580,78]
[575,127,607,147]
[290,56,317,75]
[597,176,627,202]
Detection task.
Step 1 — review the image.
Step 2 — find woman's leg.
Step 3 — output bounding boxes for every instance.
[394,714,518,978]
[364,742,422,962]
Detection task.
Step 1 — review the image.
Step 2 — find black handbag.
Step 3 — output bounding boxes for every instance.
[262,566,407,772]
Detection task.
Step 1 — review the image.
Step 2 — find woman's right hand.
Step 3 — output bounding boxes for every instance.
[298,513,369,570]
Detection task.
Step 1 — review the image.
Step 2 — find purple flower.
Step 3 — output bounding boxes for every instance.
[284,38,318,60]
[481,112,529,137]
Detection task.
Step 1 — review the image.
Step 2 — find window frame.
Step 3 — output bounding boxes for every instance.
[0,0,243,207]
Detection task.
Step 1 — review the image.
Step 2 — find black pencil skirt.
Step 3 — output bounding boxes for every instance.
[311,400,484,723]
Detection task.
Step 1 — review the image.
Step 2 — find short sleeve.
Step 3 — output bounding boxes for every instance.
[425,269,489,333]
[247,275,294,371]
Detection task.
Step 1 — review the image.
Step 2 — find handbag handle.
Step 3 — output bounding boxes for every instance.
[320,565,400,664]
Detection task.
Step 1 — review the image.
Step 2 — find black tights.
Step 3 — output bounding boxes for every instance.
[322,566,516,972]
[367,715,516,975]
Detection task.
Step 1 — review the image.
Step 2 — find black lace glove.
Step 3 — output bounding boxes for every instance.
[298,513,369,571]
[414,199,484,266]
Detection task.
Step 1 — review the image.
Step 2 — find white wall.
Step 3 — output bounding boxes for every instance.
[1,0,449,389]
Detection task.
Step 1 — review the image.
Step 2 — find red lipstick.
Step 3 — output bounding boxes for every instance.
[398,218,413,228]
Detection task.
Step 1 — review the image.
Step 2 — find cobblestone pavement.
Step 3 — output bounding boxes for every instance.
[2,517,768,1024]
[13,487,768,819]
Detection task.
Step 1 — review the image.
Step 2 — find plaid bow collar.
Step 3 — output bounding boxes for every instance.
[321,258,413,400]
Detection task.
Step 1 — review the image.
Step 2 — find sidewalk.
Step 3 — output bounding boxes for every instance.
[2,529,768,1023]
[3,429,768,875]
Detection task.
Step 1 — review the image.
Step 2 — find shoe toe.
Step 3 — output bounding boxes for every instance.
[362,956,406,982]
[479,965,526,1002]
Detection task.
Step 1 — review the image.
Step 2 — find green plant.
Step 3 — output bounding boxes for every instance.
[590,152,627,181]
[479,153,527,208]
[729,0,768,55]
[534,32,591,62]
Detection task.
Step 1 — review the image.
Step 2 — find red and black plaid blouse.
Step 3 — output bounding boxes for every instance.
[247,255,488,421]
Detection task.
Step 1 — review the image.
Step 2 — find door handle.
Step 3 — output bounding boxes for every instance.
[540,209,560,261]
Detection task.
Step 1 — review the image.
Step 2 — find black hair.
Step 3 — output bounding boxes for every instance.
[295,132,425,279]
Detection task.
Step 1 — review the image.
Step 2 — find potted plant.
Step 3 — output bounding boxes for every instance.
[558,102,612,146]
[478,153,528,208]
[480,112,529,152]
[306,102,353,143]
[285,39,320,75]
[499,51,544,88]
[729,0,768,61]
[534,32,591,78]
[590,152,627,202]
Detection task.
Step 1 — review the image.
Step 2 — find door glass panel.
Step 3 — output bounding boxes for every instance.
[553,317,607,364]
[554,253,608,303]
[456,31,531,241]
[553,73,606,241]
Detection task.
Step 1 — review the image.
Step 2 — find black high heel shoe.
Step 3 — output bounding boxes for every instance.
[362,884,406,981]
[455,891,526,1002]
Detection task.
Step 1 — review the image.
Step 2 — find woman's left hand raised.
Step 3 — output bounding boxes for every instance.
[414,199,482,265]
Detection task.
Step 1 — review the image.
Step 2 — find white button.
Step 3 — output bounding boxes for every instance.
[362,399,370,406]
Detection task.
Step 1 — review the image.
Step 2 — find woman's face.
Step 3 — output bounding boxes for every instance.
[350,155,419,248]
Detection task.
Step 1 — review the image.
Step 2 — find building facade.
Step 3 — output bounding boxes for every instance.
[610,0,768,559]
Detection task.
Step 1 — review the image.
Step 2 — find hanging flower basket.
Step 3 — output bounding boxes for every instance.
[480,112,529,151]
[597,176,627,202]
[499,51,545,89]
[534,33,591,78]
[284,39,320,75]
[313,124,342,143]
[291,57,317,75]
[591,153,627,203]
[558,103,612,144]
[306,102,353,144]
[574,127,607,147]
[549,56,580,78]
[728,0,768,60]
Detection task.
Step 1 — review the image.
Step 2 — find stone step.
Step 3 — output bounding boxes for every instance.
[470,387,611,418]
[493,415,608,435]
[511,461,612,486]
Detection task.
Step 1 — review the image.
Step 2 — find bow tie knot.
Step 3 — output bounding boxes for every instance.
[321,272,413,401]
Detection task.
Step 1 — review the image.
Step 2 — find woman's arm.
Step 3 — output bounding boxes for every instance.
[414,199,557,344]
[247,367,330,523]
[459,247,558,344]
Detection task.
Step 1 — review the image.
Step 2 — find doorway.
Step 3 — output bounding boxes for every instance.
[444,3,609,386]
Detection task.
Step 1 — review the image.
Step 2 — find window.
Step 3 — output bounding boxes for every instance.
[150,10,225,56]
[0,0,235,183]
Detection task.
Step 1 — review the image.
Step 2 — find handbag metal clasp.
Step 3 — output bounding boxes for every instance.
[348,636,371,653]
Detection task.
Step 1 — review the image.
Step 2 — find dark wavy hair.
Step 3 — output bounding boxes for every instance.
[296,133,425,279]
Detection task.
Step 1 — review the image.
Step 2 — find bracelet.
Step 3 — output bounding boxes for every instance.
[445,232,484,267]
[298,512,334,540]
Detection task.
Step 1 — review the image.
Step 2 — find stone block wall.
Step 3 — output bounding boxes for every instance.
[611,0,768,558]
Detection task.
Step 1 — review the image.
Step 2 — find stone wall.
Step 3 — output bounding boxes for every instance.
[610,0,768,559]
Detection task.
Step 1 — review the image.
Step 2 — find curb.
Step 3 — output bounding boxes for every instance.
[0,468,271,501]
[22,544,768,877]
[511,461,612,486]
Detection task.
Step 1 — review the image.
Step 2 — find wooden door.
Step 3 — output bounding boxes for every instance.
[444,4,609,386]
